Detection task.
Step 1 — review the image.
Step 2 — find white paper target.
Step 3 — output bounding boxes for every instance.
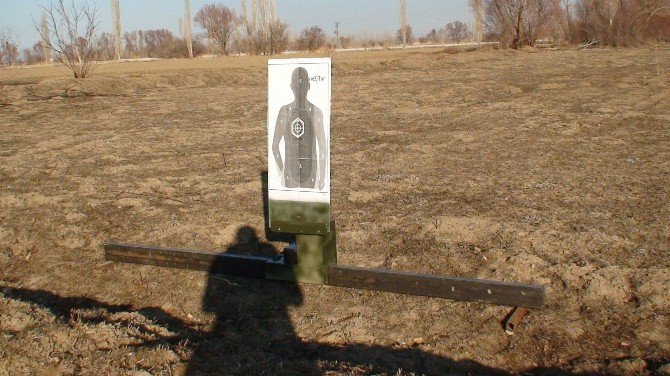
[267,58,331,205]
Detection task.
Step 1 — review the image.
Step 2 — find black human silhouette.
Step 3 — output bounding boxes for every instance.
[184,226,311,375]
[272,67,327,190]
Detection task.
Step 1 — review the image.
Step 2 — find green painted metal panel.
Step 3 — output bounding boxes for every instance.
[269,199,330,235]
[265,220,336,284]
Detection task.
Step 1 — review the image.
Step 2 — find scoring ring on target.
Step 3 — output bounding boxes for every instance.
[291,118,305,138]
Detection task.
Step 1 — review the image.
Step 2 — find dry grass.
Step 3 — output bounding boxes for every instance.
[1,46,669,375]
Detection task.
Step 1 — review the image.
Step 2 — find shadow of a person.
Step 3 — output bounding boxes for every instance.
[184,226,316,375]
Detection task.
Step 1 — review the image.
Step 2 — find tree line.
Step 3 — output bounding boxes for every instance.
[476,0,670,48]
[1,0,668,76]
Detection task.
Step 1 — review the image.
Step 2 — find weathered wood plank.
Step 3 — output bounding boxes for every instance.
[104,242,545,308]
[104,242,271,278]
[327,265,545,309]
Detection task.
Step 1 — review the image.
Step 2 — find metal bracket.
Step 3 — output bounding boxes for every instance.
[265,220,337,284]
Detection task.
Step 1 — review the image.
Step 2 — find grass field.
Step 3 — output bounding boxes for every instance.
[1,45,669,375]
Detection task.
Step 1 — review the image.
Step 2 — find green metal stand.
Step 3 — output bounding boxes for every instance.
[265,220,337,284]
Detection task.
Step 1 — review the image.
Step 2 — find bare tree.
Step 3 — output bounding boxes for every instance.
[240,0,265,53]
[638,0,670,25]
[469,0,485,42]
[334,21,340,46]
[96,32,115,60]
[267,19,289,54]
[23,43,44,65]
[110,0,122,59]
[640,0,670,41]
[40,10,52,63]
[121,28,202,59]
[143,29,178,57]
[240,0,287,54]
[123,30,144,57]
[399,0,409,46]
[183,0,194,58]
[339,35,352,49]
[36,0,99,78]
[0,27,20,66]
[425,29,439,43]
[239,0,252,51]
[298,26,326,51]
[445,21,470,43]
[194,3,237,55]
[396,25,413,44]
[484,0,555,48]
[565,0,670,45]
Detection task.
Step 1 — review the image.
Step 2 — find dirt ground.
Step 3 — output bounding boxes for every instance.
[1,45,669,375]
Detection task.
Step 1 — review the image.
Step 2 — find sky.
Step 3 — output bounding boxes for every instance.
[1,0,473,50]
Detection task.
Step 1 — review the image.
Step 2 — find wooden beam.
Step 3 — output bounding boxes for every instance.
[327,265,545,309]
[104,242,545,308]
[104,242,271,278]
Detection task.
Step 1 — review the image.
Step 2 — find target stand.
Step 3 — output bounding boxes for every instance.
[104,58,545,318]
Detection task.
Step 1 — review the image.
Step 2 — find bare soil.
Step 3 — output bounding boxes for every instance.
[1,46,669,375]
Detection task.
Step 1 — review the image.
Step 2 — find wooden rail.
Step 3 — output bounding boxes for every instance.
[327,265,544,309]
[104,242,271,278]
[104,242,545,308]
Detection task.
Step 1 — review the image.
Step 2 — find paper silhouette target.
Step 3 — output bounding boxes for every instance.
[267,58,331,234]
[268,59,330,199]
